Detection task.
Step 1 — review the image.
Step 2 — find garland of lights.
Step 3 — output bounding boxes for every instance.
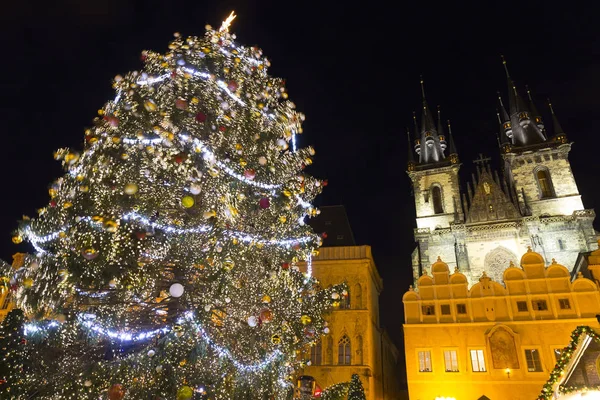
[1,12,346,400]
[538,326,600,399]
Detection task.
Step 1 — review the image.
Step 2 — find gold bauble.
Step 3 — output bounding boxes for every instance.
[223,259,235,271]
[144,99,157,112]
[181,196,195,208]
[176,386,193,400]
[300,315,312,325]
[124,183,138,195]
[278,216,287,223]
[23,278,34,288]
[262,295,271,304]
[63,201,73,209]
[12,235,23,244]
[80,185,89,193]
[271,334,281,345]
[48,188,57,198]
[104,220,118,233]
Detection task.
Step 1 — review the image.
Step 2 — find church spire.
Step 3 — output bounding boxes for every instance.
[407,128,416,171]
[548,98,568,143]
[420,76,436,135]
[414,77,446,164]
[526,85,546,137]
[500,56,546,146]
[447,120,459,164]
[437,106,447,153]
[413,111,421,160]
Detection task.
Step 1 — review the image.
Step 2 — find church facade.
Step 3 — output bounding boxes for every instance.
[407,63,597,286]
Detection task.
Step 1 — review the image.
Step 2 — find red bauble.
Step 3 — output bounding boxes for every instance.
[195,112,207,123]
[134,231,146,240]
[108,384,125,400]
[259,309,273,323]
[173,153,186,164]
[104,115,119,127]
[322,180,328,187]
[281,263,290,270]
[243,169,256,180]
[292,242,301,251]
[218,126,226,132]
[259,197,270,209]
[227,80,238,92]
[175,99,188,110]
[50,200,57,208]
[322,232,328,238]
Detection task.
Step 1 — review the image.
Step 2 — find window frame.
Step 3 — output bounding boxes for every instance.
[338,334,351,365]
[534,167,555,199]
[421,304,435,316]
[431,185,444,214]
[440,304,451,315]
[469,348,487,373]
[516,301,528,312]
[443,348,459,373]
[523,347,544,373]
[456,303,467,314]
[310,339,322,366]
[532,299,548,311]
[558,298,571,310]
[416,349,433,373]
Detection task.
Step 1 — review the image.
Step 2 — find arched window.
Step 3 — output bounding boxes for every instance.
[310,340,322,366]
[340,290,350,309]
[432,186,444,214]
[536,168,555,199]
[338,335,351,365]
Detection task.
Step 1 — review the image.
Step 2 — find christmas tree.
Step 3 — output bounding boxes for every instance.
[0,308,27,397]
[347,374,367,400]
[2,12,345,399]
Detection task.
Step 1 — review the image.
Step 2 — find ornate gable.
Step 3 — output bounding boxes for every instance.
[466,167,520,223]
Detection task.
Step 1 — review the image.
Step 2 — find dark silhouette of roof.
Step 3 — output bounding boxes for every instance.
[308,205,356,247]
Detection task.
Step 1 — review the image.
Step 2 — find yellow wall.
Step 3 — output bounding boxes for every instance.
[403,248,600,400]
[299,245,404,400]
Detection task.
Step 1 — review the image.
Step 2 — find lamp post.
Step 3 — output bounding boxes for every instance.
[505,368,511,379]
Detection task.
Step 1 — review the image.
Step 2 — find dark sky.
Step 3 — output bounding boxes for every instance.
[2,0,600,356]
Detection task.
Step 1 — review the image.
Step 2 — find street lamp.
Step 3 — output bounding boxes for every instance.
[505,368,511,379]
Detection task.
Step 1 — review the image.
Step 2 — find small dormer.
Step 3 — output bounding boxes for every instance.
[431,256,450,285]
[520,246,546,278]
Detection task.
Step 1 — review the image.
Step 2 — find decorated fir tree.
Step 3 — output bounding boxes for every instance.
[347,374,366,400]
[0,308,27,397]
[2,12,345,399]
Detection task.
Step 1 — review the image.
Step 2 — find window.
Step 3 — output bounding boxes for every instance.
[336,234,344,240]
[470,349,487,372]
[339,291,350,309]
[532,300,548,311]
[525,349,543,372]
[559,299,571,310]
[432,186,444,214]
[456,304,467,314]
[554,348,562,362]
[441,304,451,315]
[444,350,459,372]
[324,220,332,226]
[422,305,435,315]
[418,351,432,372]
[517,301,528,312]
[338,335,351,365]
[536,168,555,199]
[558,239,566,251]
[310,340,322,366]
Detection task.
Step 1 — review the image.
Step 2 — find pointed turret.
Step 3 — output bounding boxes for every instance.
[526,85,545,134]
[407,128,416,171]
[415,77,446,164]
[497,92,512,139]
[548,98,568,143]
[500,56,546,146]
[413,111,421,159]
[447,120,459,164]
[437,106,447,152]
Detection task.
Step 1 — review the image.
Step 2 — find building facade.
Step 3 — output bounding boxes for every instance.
[300,244,402,400]
[402,247,600,400]
[407,66,597,287]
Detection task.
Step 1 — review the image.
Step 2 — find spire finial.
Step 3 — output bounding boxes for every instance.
[526,84,533,101]
[420,75,426,100]
[501,54,510,78]
[547,98,556,115]
[437,105,441,120]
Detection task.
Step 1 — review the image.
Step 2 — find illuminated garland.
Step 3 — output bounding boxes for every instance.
[538,326,600,399]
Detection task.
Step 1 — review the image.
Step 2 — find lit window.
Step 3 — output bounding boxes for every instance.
[559,299,571,310]
[444,350,459,372]
[338,335,351,365]
[310,340,322,366]
[422,305,435,315]
[517,301,528,312]
[536,169,555,199]
[441,305,451,315]
[525,349,543,372]
[432,186,443,214]
[470,349,486,372]
[532,300,548,311]
[418,351,432,372]
[554,348,562,362]
[456,304,467,314]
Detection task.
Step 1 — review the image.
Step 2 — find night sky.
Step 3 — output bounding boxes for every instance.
[3,1,600,357]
